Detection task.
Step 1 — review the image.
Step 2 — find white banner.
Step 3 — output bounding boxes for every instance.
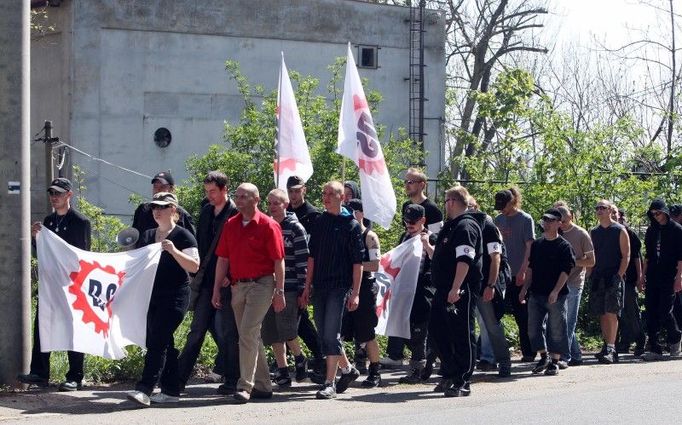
[337,43,396,229]
[36,229,162,359]
[274,52,313,190]
[374,236,422,338]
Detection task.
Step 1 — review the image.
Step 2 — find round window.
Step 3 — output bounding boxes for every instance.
[154,127,172,148]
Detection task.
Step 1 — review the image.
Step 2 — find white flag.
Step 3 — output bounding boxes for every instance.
[36,229,162,359]
[274,52,313,190]
[374,236,422,338]
[337,43,396,229]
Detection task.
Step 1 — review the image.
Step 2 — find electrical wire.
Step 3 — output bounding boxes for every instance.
[55,140,153,180]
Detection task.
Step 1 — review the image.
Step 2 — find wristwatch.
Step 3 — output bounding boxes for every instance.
[274,288,285,296]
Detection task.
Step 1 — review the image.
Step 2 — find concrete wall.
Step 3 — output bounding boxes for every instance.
[32,0,446,219]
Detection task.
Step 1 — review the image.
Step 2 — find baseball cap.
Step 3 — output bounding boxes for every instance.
[403,204,425,222]
[347,198,363,213]
[542,208,562,221]
[494,190,513,210]
[48,177,72,193]
[152,171,174,186]
[286,175,305,189]
[150,192,178,207]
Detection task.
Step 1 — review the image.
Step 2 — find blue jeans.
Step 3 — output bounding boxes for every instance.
[564,285,583,361]
[528,293,569,356]
[312,287,349,356]
[477,311,495,363]
[476,296,511,367]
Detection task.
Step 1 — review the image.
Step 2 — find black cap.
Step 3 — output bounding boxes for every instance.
[494,190,513,210]
[150,191,178,207]
[347,198,363,213]
[403,204,425,222]
[649,199,669,216]
[286,175,305,189]
[48,177,72,193]
[542,208,562,221]
[669,204,682,217]
[152,171,174,186]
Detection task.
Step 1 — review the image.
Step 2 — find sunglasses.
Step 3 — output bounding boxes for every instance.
[542,217,558,223]
[151,204,172,210]
[403,219,419,225]
[595,205,609,211]
[47,189,65,196]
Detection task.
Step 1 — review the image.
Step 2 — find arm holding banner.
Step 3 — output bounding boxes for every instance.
[161,239,199,273]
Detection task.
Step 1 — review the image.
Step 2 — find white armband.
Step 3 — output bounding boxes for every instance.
[368,249,381,261]
[455,245,475,259]
[487,242,502,254]
[183,247,200,261]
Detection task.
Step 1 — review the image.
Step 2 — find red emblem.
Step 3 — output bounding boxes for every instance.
[68,260,126,337]
[380,253,401,279]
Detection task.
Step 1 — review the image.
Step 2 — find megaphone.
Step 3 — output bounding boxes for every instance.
[116,227,139,250]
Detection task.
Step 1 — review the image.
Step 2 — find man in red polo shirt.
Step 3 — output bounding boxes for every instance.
[212,183,285,404]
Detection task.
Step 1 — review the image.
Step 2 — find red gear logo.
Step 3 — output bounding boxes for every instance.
[68,260,126,337]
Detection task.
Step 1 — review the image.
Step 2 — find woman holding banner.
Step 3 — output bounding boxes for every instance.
[127,192,199,407]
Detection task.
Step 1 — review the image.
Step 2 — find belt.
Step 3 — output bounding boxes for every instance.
[233,275,268,283]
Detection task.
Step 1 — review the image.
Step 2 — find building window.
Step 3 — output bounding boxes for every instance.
[357,45,378,69]
[154,127,172,148]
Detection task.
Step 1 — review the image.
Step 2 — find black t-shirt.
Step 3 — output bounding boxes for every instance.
[402,198,443,227]
[528,236,575,296]
[42,208,91,250]
[624,226,641,285]
[196,200,237,289]
[288,200,321,235]
[431,213,483,293]
[138,226,197,298]
[399,230,437,322]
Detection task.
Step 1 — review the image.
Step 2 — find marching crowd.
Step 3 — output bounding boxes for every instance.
[19,167,682,406]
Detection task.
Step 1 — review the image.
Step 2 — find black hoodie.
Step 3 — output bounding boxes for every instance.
[432,212,483,293]
[644,200,682,279]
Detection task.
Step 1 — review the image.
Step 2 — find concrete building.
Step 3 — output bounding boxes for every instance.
[31,0,446,220]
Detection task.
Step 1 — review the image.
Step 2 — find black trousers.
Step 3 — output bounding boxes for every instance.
[177,286,222,386]
[645,277,682,353]
[216,287,240,388]
[429,284,476,386]
[504,277,534,358]
[617,282,645,347]
[30,305,84,383]
[135,287,189,397]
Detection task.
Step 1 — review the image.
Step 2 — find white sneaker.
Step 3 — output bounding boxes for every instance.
[205,371,223,383]
[670,341,681,357]
[379,357,403,368]
[150,392,180,404]
[126,390,150,407]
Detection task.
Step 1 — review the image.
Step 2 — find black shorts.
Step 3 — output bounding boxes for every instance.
[341,279,378,344]
[589,274,624,316]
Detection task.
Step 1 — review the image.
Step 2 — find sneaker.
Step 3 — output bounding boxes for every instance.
[361,372,381,388]
[335,367,360,394]
[295,356,308,382]
[399,368,423,384]
[498,364,512,378]
[433,378,450,392]
[127,390,151,407]
[556,360,568,370]
[420,361,434,380]
[205,371,223,383]
[309,371,326,385]
[316,382,336,399]
[567,358,583,366]
[476,360,498,372]
[150,392,179,404]
[444,381,471,397]
[594,345,607,361]
[633,345,646,357]
[641,351,664,362]
[250,388,273,399]
[379,357,402,368]
[233,390,250,404]
[217,384,237,395]
[58,380,82,392]
[669,341,681,357]
[598,348,618,364]
[273,367,292,387]
[544,362,559,376]
[17,373,48,388]
[532,357,550,374]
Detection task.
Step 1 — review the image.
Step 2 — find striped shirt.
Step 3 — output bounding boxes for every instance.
[279,212,309,292]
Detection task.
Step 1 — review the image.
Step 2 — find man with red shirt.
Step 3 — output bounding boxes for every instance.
[212,183,285,404]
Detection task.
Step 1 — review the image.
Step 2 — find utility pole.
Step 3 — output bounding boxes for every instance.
[0,0,31,386]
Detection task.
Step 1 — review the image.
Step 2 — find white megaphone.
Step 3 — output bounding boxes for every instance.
[116,227,139,250]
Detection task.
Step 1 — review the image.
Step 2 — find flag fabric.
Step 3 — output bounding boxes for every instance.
[337,43,396,229]
[374,236,423,338]
[274,52,313,190]
[36,228,162,359]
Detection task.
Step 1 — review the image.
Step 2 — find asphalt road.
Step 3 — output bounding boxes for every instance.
[1,354,680,425]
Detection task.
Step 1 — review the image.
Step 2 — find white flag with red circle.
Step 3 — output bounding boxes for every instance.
[36,228,161,359]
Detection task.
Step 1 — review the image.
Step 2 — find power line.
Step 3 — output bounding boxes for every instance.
[55,140,153,180]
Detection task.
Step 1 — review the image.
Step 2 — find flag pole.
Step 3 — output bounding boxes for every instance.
[275,52,284,189]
